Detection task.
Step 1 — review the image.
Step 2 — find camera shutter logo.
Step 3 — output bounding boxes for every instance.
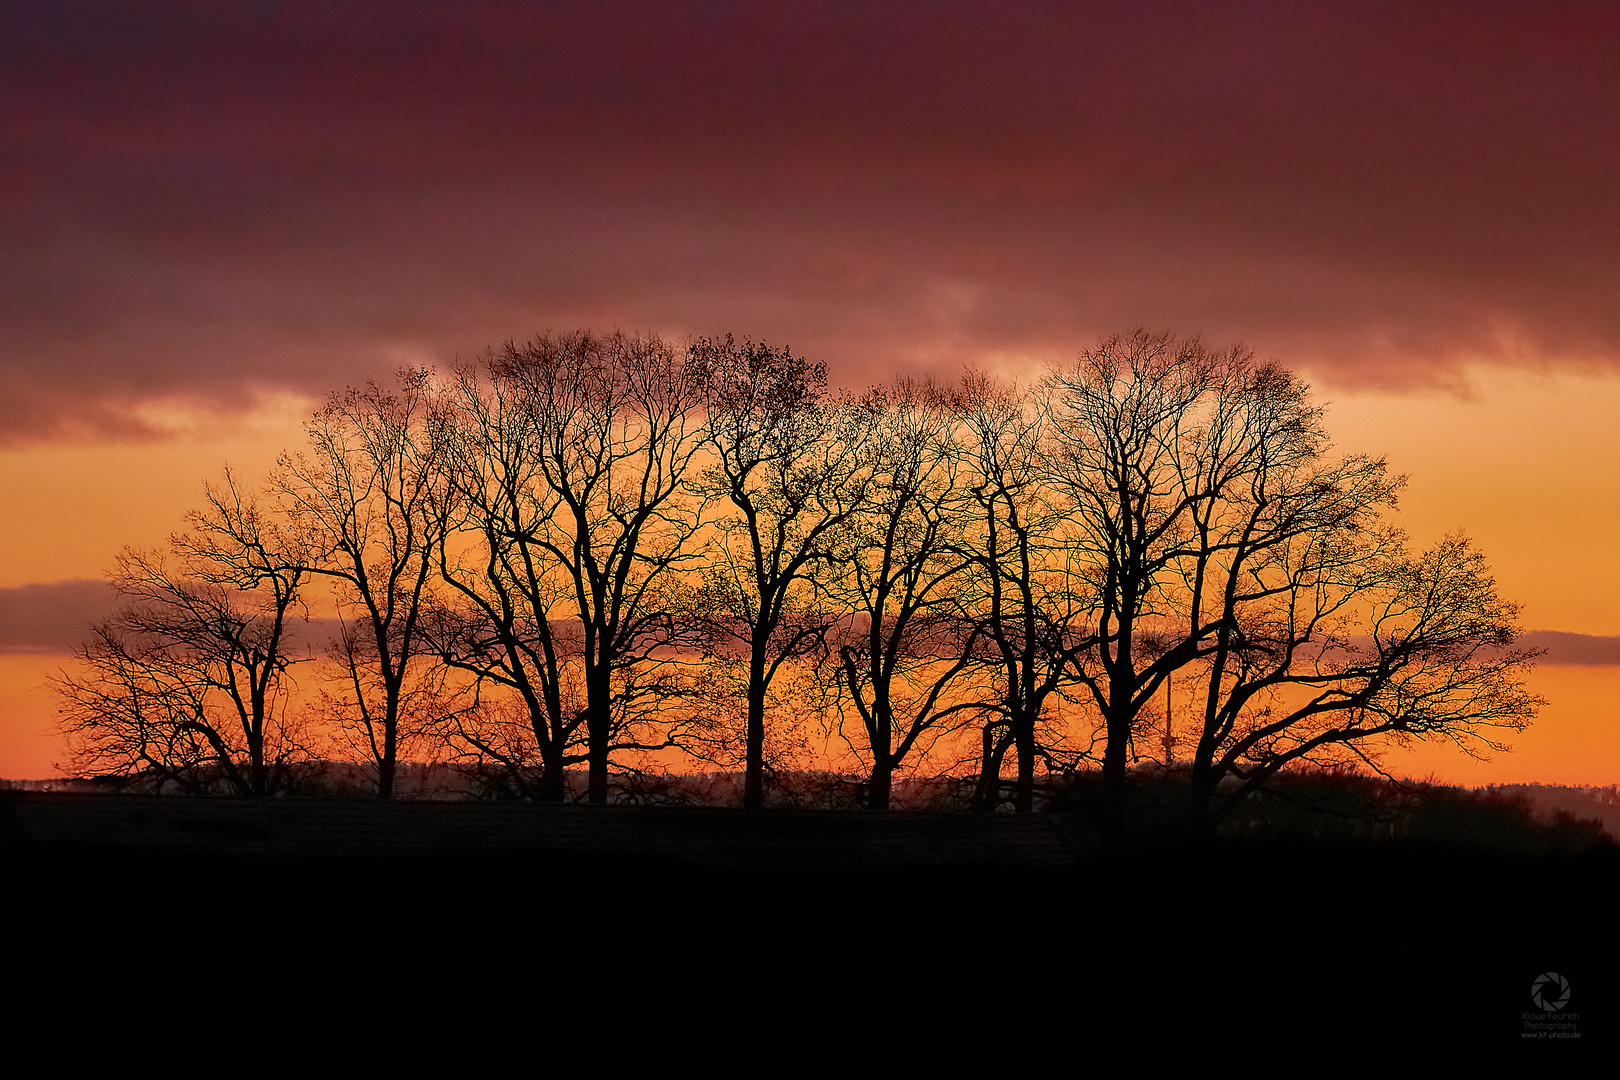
[1530,972,1571,1012]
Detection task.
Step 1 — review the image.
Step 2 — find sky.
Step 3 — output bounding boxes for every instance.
[3,0,1620,783]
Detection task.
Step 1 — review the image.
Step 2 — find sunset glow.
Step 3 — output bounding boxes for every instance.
[5,2,1619,791]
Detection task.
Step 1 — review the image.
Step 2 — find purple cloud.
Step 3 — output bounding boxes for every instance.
[3,2,1619,443]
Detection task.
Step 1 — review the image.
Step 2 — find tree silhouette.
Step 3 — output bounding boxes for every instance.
[1043,333,1245,800]
[952,372,1099,813]
[690,336,876,810]
[430,351,587,801]
[1043,331,1540,831]
[1177,531,1540,830]
[436,333,709,805]
[49,327,1539,821]
[274,370,454,798]
[826,379,981,809]
[54,473,310,794]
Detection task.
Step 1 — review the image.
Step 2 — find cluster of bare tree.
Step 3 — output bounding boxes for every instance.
[55,331,1540,826]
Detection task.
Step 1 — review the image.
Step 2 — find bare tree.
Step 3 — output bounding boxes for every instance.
[953,372,1099,813]
[54,473,310,795]
[825,380,981,809]
[430,354,585,801]
[1041,333,1230,799]
[1043,332,1540,831]
[436,332,709,805]
[1178,530,1540,831]
[689,335,874,811]
[274,370,454,798]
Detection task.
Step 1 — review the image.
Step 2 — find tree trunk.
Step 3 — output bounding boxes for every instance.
[537,739,567,803]
[586,665,613,804]
[1013,716,1035,814]
[248,730,268,797]
[970,725,1011,812]
[743,650,768,811]
[377,753,396,800]
[868,755,893,811]
[743,692,766,810]
[1100,688,1135,839]
[587,731,610,805]
[378,683,400,799]
[1101,712,1132,787]
[1184,744,1220,839]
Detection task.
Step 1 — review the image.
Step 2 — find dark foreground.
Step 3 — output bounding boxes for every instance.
[4,793,1612,1055]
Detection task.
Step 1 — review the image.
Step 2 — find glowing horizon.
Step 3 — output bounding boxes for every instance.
[5,3,1619,787]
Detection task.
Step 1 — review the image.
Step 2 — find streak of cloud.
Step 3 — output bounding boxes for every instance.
[0,580,116,654]
[0,579,341,656]
[8,581,1617,668]
[1518,631,1620,667]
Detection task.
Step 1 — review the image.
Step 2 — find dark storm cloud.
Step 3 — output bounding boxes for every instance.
[4,1,1618,442]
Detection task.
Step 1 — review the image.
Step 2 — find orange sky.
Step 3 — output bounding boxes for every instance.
[3,366,1619,783]
[4,3,1620,785]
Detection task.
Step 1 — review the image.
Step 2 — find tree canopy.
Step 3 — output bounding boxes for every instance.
[55,330,1540,819]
